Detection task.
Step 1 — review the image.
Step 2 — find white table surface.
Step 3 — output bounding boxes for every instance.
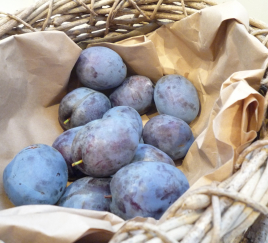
[0,0,267,25]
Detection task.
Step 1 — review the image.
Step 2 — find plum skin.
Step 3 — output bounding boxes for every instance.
[75,46,127,90]
[110,161,189,220]
[142,114,194,160]
[109,75,154,115]
[102,106,143,139]
[71,117,140,177]
[52,126,86,181]
[131,143,175,166]
[3,144,68,206]
[57,177,112,211]
[58,87,111,130]
[154,74,200,124]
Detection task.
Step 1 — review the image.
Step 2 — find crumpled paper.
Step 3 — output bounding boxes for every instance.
[0,1,268,242]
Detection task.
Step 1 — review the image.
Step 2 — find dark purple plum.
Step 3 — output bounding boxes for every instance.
[109,75,154,115]
[3,144,68,206]
[154,74,200,123]
[131,143,175,166]
[142,114,194,160]
[52,126,86,181]
[75,46,127,90]
[57,177,112,211]
[102,106,143,139]
[71,117,140,177]
[110,161,189,220]
[58,87,111,130]
[71,119,102,174]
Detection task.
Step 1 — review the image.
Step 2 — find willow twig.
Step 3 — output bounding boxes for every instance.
[77,21,159,48]
[234,140,268,171]
[71,29,106,41]
[105,0,120,35]
[0,11,36,33]
[150,0,163,20]
[127,0,150,20]
[90,0,96,25]
[76,0,98,16]
[42,0,54,30]
[181,0,188,16]
[67,0,114,14]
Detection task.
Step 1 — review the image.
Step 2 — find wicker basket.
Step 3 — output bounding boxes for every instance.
[0,0,268,49]
[1,1,268,243]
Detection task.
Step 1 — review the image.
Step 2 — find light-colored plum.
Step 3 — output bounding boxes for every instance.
[154,74,200,124]
[3,144,68,206]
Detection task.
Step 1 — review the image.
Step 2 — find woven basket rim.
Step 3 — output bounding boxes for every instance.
[0,0,267,49]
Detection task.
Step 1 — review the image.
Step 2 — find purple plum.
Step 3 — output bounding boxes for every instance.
[131,143,175,166]
[154,74,200,123]
[109,75,154,115]
[52,126,86,181]
[102,106,143,139]
[58,87,111,130]
[57,177,112,211]
[142,114,194,160]
[75,46,127,90]
[110,161,189,220]
[3,144,68,206]
[71,117,140,177]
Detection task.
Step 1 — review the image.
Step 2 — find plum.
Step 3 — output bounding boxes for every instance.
[131,143,175,166]
[109,75,154,115]
[3,144,68,206]
[71,117,140,177]
[110,161,189,220]
[142,114,194,160]
[154,74,200,123]
[52,126,86,181]
[75,46,127,90]
[57,177,112,211]
[102,106,143,139]
[58,87,111,130]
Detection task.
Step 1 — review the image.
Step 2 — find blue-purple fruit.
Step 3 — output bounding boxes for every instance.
[58,87,111,130]
[142,114,194,160]
[131,143,175,166]
[110,161,189,220]
[75,46,127,90]
[52,126,86,181]
[109,75,154,115]
[3,144,68,206]
[154,74,200,123]
[71,117,140,177]
[57,177,111,211]
[102,106,143,139]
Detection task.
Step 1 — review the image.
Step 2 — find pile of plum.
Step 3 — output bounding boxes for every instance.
[3,46,200,220]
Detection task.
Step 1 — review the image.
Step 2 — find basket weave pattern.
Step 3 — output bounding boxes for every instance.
[0,0,268,48]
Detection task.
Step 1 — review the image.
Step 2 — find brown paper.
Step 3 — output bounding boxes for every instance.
[0,1,268,242]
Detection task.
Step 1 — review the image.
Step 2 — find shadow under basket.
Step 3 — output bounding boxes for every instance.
[1,0,268,243]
